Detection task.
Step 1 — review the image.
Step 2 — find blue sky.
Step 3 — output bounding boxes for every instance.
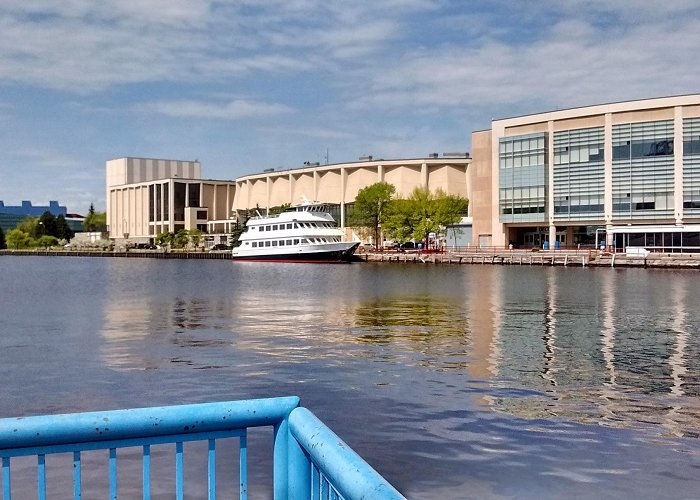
[2,0,700,214]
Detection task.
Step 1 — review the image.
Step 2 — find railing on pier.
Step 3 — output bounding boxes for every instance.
[0,397,404,500]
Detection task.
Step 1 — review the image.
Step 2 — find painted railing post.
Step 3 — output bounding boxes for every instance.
[287,431,311,499]
[289,408,405,500]
[273,419,289,499]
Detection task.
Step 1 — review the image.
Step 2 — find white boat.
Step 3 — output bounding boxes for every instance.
[231,202,360,262]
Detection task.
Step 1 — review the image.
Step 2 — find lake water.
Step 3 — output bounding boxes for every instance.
[1,256,699,499]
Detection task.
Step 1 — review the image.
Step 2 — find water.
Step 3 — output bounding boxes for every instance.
[1,256,699,499]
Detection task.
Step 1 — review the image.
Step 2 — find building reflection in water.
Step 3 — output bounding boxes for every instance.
[98,264,700,438]
[541,268,558,388]
[598,269,619,425]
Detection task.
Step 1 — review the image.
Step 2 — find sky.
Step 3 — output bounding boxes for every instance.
[1,0,700,215]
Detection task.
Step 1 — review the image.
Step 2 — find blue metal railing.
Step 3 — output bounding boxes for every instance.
[0,397,404,500]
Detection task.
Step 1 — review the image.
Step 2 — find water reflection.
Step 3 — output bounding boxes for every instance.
[96,263,700,439]
[477,269,700,437]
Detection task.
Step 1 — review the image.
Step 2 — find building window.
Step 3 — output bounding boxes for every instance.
[612,121,674,220]
[499,132,547,223]
[174,182,186,221]
[683,118,700,214]
[188,183,200,208]
[553,127,604,220]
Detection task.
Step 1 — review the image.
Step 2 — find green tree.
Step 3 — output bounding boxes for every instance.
[382,187,468,249]
[348,182,396,246]
[173,229,190,248]
[268,203,291,215]
[39,211,58,237]
[6,229,33,249]
[0,225,5,249]
[155,231,175,249]
[55,215,74,241]
[17,217,40,238]
[382,198,414,244]
[36,235,59,248]
[83,204,107,232]
[229,212,249,247]
[188,228,204,249]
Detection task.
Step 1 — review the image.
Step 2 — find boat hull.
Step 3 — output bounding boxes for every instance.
[232,242,360,263]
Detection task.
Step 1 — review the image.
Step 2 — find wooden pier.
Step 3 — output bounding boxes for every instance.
[2,248,700,268]
[358,249,700,269]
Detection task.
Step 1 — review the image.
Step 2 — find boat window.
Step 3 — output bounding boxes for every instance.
[264,241,271,247]
[294,223,299,229]
[273,225,278,230]
[294,239,300,244]
[286,223,292,229]
[279,240,285,246]
[252,242,257,247]
[272,241,278,246]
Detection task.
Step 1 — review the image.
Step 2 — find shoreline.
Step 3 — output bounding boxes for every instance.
[2,248,700,268]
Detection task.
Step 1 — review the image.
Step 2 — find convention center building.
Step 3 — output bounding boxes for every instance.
[471,94,700,251]
[106,94,700,251]
[106,155,471,247]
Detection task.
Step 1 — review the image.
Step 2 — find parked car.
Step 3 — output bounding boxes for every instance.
[209,243,229,251]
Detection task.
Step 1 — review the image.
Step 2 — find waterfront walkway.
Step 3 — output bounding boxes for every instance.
[2,248,700,268]
[359,248,700,269]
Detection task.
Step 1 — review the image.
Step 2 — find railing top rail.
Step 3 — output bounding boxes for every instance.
[289,407,405,500]
[0,396,300,451]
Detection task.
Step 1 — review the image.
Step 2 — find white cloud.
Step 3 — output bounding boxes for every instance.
[148,98,294,120]
[345,9,700,117]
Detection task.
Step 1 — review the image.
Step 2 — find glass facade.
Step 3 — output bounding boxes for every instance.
[683,117,700,214]
[499,132,547,223]
[174,182,186,222]
[553,127,604,220]
[611,120,674,219]
[612,230,700,253]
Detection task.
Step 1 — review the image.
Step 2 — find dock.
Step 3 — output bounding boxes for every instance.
[358,249,700,269]
[2,248,700,268]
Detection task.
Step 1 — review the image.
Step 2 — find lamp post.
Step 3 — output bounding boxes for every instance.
[123,219,129,247]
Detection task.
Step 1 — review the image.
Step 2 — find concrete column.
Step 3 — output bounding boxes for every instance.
[340,167,347,228]
[288,173,294,204]
[378,164,384,183]
[421,163,428,188]
[169,181,175,228]
[246,180,251,211]
[674,106,684,225]
[604,113,613,223]
[547,120,555,226]
[549,224,557,248]
[266,176,271,213]
[313,170,319,201]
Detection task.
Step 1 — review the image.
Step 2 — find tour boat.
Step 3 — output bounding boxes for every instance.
[231,202,360,262]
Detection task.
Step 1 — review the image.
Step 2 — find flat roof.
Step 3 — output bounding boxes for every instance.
[493,93,700,124]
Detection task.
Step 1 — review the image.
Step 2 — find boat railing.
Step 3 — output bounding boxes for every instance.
[0,396,404,500]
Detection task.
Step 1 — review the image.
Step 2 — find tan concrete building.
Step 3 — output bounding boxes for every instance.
[107,94,700,252]
[472,94,700,251]
[232,156,471,226]
[106,155,471,245]
[106,157,237,242]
